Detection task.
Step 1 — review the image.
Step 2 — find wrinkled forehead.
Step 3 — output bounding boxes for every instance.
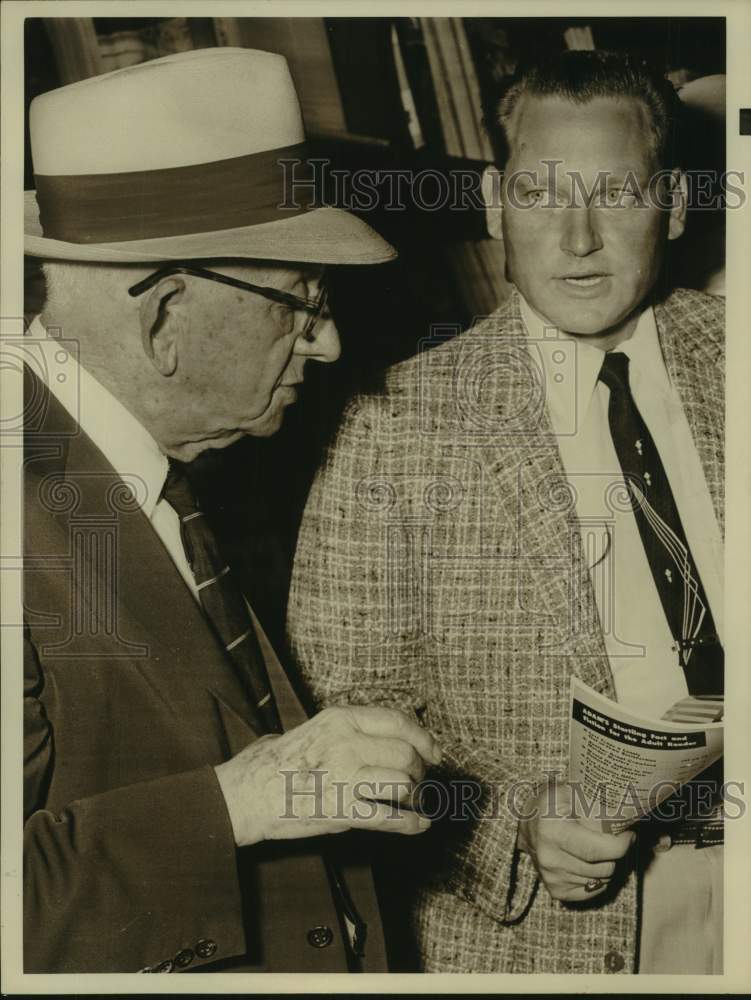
[505,94,658,176]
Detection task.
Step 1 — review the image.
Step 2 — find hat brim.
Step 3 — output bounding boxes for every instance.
[24,190,396,265]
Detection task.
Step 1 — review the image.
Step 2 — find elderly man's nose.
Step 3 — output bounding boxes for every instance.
[559,207,603,257]
[296,317,341,364]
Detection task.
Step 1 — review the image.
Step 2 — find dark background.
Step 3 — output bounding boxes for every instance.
[24,15,727,970]
[25,11,725,664]
[25,14,726,649]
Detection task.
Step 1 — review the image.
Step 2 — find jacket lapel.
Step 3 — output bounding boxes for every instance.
[25,372,265,758]
[654,293,725,534]
[473,293,614,695]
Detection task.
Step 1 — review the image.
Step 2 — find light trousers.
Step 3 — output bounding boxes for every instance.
[639,843,723,973]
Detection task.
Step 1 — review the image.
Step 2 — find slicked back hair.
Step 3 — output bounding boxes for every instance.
[486,49,683,170]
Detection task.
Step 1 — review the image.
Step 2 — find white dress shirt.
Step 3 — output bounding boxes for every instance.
[29,317,199,601]
[520,296,724,720]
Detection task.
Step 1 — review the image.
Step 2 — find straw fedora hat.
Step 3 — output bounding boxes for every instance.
[25,47,396,265]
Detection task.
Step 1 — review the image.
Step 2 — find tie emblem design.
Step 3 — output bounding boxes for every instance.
[598,351,723,695]
[627,479,706,666]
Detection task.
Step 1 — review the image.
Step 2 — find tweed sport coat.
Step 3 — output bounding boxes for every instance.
[22,371,386,974]
[286,287,725,974]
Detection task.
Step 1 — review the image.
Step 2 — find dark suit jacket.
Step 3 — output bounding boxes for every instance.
[23,371,386,974]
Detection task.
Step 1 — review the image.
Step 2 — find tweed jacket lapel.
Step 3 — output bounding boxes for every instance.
[654,291,725,534]
[470,291,614,695]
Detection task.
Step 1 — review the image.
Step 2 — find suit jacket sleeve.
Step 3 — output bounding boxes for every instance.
[23,630,246,973]
[286,394,540,926]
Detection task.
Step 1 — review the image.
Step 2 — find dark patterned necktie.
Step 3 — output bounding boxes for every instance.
[598,351,723,696]
[161,460,282,734]
[162,462,369,953]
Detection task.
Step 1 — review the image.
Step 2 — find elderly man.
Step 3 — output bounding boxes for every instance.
[288,51,724,974]
[22,48,440,974]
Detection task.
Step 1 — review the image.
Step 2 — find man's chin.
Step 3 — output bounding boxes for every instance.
[244,415,285,439]
[168,431,246,463]
[539,303,628,338]
[204,416,284,449]
[168,393,295,460]
[242,392,294,438]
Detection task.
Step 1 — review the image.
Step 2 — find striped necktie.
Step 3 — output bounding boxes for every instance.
[161,460,282,734]
[162,462,369,955]
[598,351,723,696]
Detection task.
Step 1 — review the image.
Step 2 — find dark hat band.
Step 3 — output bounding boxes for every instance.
[33,142,314,244]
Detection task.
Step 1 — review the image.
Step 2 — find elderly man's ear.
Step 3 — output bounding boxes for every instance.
[138,277,187,376]
[481,165,504,241]
[667,169,688,241]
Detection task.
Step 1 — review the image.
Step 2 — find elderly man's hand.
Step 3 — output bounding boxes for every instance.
[214,706,441,847]
[517,779,635,902]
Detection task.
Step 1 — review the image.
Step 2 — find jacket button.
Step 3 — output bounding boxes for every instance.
[307,925,334,949]
[604,950,625,972]
[654,833,672,853]
[153,958,174,973]
[195,938,217,959]
[174,947,194,968]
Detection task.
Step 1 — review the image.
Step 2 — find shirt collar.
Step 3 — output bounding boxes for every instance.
[29,316,169,519]
[615,305,671,396]
[519,293,668,432]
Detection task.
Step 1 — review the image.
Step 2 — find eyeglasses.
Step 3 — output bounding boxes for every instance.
[127,264,329,342]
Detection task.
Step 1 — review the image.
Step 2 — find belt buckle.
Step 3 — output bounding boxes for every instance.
[664,817,724,849]
[696,820,724,848]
